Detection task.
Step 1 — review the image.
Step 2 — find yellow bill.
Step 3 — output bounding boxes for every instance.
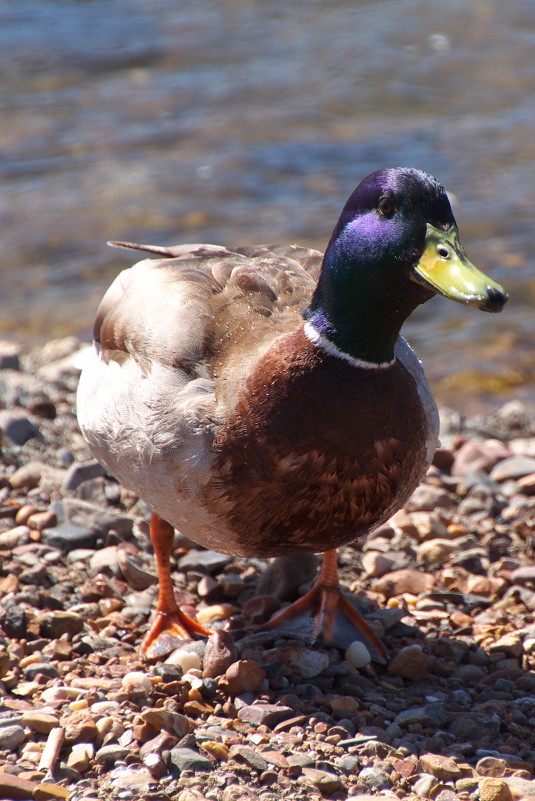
[411,223,509,312]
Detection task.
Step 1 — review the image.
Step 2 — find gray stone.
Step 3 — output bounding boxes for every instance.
[395,702,449,729]
[0,410,39,444]
[449,713,500,745]
[0,724,25,750]
[36,610,84,638]
[62,459,106,491]
[237,703,295,728]
[41,522,98,551]
[61,497,134,537]
[95,744,131,764]
[178,549,232,574]
[231,745,269,771]
[23,662,60,680]
[491,456,535,482]
[141,708,191,738]
[169,746,213,773]
[335,755,360,774]
[359,766,393,790]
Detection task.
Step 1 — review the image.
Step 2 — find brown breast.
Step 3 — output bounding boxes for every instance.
[207,326,427,557]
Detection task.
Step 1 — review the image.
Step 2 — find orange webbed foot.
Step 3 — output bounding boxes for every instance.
[141,514,211,660]
[262,549,387,664]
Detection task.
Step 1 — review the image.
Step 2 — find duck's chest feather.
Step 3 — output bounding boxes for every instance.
[207,327,427,557]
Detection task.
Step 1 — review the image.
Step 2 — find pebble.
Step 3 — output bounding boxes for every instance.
[387,644,428,680]
[420,753,462,780]
[490,456,535,481]
[41,521,98,551]
[345,641,372,669]
[67,742,95,772]
[222,660,266,695]
[0,409,40,444]
[0,724,25,749]
[237,704,294,728]
[21,711,59,735]
[358,766,393,791]
[164,650,202,672]
[203,630,238,678]
[284,647,329,678]
[372,568,435,597]
[141,708,192,738]
[178,549,232,573]
[300,767,342,794]
[479,778,514,801]
[169,746,213,773]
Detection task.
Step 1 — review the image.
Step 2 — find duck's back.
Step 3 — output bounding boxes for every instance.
[77,243,438,557]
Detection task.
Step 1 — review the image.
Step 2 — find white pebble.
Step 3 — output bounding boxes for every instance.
[121,671,153,694]
[345,640,371,668]
[164,649,202,672]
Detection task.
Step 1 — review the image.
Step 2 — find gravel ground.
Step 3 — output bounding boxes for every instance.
[0,337,534,801]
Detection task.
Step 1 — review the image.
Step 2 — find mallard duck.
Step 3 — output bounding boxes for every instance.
[77,167,508,662]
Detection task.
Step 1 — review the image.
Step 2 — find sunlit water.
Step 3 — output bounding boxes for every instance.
[2,0,535,411]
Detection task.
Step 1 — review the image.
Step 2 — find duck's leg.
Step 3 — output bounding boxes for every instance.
[262,549,386,663]
[140,514,211,659]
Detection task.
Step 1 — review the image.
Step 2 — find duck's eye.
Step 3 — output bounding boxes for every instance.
[437,244,451,259]
[378,196,395,217]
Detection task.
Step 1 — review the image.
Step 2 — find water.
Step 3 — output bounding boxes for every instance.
[2,0,535,410]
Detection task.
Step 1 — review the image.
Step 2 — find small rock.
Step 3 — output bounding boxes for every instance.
[449,713,500,746]
[0,410,39,444]
[37,610,84,638]
[405,484,455,511]
[453,440,509,478]
[222,660,266,695]
[237,703,294,728]
[196,602,236,624]
[21,711,59,735]
[122,671,153,697]
[169,746,213,773]
[361,551,397,578]
[479,778,513,801]
[26,510,57,531]
[420,753,462,780]
[203,630,238,679]
[62,459,106,492]
[108,765,154,792]
[359,766,393,791]
[504,776,535,798]
[345,641,372,669]
[300,767,342,795]
[94,744,131,764]
[230,744,269,772]
[164,649,202,672]
[3,604,27,637]
[387,644,428,680]
[491,456,535,482]
[0,771,37,799]
[178,549,232,573]
[141,708,192,738]
[23,662,60,680]
[395,702,449,729]
[372,568,435,598]
[417,538,458,567]
[510,565,535,585]
[67,742,95,772]
[41,522,98,551]
[0,724,25,750]
[284,647,329,678]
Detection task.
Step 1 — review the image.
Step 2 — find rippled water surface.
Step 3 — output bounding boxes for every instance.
[2,0,535,409]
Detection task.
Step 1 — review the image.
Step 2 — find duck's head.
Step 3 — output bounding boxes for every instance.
[304,167,509,364]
